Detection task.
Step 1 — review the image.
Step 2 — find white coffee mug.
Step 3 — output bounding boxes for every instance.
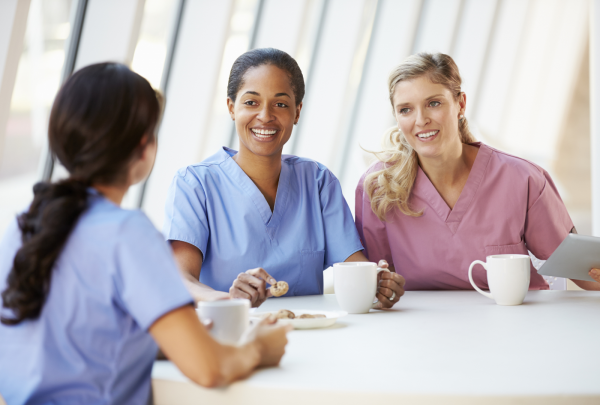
[333,262,390,314]
[468,254,531,306]
[196,299,250,345]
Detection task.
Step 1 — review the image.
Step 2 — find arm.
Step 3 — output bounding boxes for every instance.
[171,240,230,303]
[171,240,276,307]
[565,228,600,290]
[571,269,600,290]
[150,305,290,387]
[344,251,405,308]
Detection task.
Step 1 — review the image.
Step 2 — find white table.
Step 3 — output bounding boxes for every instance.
[152,291,600,405]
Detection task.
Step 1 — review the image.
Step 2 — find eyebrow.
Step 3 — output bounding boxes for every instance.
[241,91,291,98]
[395,93,447,108]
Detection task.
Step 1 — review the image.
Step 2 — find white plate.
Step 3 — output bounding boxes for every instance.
[252,309,347,329]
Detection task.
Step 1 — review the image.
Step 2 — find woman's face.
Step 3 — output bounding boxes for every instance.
[392,75,466,160]
[228,64,302,158]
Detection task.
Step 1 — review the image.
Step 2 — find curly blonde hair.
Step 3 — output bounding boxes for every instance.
[364,53,476,221]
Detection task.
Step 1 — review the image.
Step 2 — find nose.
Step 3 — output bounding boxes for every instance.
[415,107,429,128]
[257,104,274,123]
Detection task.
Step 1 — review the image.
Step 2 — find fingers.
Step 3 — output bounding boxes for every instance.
[380,271,406,287]
[374,291,393,309]
[246,267,276,285]
[378,259,389,268]
[376,273,406,309]
[230,273,267,307]
[200,318,213,330]
[590,268,600,283]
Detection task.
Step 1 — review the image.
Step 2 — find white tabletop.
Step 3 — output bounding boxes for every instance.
[152,291,600,405]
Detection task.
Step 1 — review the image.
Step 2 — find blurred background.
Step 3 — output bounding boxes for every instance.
[0,0,593,244]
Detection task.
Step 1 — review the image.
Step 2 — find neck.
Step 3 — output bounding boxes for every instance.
[418,142,473,186]
[92,183,129,206]
[233,148,282,188]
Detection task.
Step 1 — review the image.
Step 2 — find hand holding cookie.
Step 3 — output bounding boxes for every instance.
[230,267,277,308]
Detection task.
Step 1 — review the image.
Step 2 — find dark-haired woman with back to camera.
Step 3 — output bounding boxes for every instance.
[0,63,291,405]
[163,48,406,308]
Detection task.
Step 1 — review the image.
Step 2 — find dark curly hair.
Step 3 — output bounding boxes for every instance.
[227,47,305,106]
[1,63,161,325]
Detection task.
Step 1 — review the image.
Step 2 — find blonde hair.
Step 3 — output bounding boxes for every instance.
[364,52,476,221]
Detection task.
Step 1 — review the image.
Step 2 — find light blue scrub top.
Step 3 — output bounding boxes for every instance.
[0,192,193,405]
[163,147,364,296]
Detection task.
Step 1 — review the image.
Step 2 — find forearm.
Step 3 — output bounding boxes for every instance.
[570,279,600,291]
[181,271,230,303]
[151,306,260,388]
[345,251,396,272]
[209,342,262,386]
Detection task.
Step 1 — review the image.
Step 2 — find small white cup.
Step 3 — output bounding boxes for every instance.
[196,299,250,345]
[333,262,390,314]
[468,254,531,306]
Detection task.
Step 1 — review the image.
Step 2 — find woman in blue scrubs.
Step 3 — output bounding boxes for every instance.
[0,63,289,404]
[164,48,406,307]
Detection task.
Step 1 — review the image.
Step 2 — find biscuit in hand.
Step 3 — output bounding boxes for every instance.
[270,281,289,297]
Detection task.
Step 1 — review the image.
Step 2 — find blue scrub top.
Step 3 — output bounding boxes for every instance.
[163,147,364,296]
[0,192,193,405]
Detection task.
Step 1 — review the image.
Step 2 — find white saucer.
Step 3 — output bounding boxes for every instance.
[252,309,347,329]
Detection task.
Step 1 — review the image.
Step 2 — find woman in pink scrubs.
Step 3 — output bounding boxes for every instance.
[355,52,600,291]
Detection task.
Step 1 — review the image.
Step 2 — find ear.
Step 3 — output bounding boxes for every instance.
[294,102,303,125]
[227,97,235,120]
[138,135,153,161]
[458,92,467,117]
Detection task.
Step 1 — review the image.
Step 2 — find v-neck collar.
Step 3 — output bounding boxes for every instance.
[221,148,290,239]
[412,142,492,234]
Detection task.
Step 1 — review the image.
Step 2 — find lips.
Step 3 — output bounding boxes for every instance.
[251,128,278,140]
[417,130,438,139]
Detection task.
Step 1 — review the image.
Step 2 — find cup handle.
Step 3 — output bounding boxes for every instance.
[468,260,493,300]
[371,267,391,308]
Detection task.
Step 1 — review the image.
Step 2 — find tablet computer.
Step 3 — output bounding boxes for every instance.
[538,233,599,282]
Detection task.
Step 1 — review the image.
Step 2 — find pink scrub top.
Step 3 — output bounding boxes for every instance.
[355,142,573,290]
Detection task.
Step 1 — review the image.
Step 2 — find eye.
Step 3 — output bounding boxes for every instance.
[399,108,410,115]
[244,100,258,106]
[275,102,288,108]
[429,101,441,107]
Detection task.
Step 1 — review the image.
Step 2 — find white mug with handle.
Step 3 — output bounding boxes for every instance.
[468,254,531,306]
[333,262,390,314]
[196,299,250,345]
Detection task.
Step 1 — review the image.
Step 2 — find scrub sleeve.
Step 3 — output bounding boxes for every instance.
[163,170,210,260]
[523,170,574,261]
[115,212,193,330]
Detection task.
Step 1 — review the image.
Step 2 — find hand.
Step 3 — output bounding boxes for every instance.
[229,268,276,307]
[590,268,600,283]
[252,318,292,367]
[375,260,405,309]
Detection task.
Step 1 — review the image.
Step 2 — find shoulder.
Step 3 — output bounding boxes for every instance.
[482,143,549,189]
[283,154,338,186]
[86,197,154,234]
[172,148,233,187]
[356,160,388,192]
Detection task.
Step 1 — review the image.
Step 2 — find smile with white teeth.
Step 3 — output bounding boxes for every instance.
[251,128,277,138]
[417,130,438,139]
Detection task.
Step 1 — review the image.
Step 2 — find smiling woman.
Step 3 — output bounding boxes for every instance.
[162,48,406,308]
[355,52,600,292]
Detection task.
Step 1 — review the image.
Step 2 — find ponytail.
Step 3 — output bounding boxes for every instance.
[1,179,89,325]
[1,62,161,326]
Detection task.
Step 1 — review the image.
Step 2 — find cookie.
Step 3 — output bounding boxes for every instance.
[298,313,326,319]
[274,309,295,319]
[269,281,289,297]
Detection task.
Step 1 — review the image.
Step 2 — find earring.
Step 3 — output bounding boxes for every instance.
[459,114,464,120]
